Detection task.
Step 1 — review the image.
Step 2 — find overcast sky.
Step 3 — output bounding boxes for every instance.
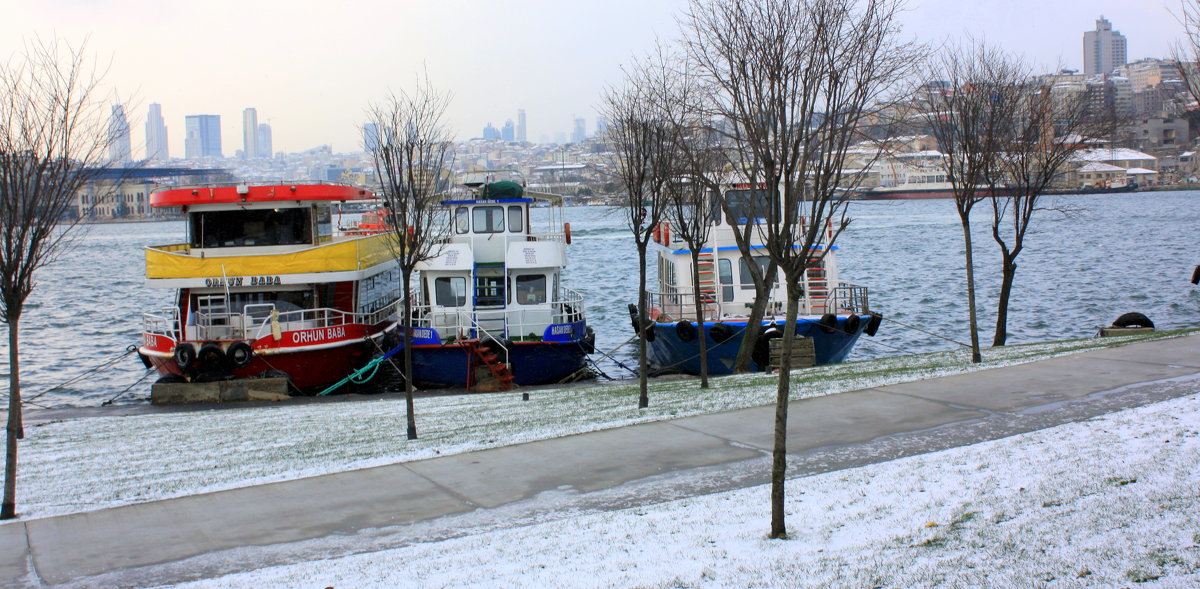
[1,0,1185,157]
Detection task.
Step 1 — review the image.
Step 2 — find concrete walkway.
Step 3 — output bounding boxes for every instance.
[4,335,1200,587]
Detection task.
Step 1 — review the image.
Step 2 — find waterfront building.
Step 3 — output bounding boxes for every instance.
[145,103,169,162]
[256,123,273,158]
[108,104,132,164]
[1083,16,1127,75]
[184,114,222,159]
[517,109,527,143]
[242,108,258,160]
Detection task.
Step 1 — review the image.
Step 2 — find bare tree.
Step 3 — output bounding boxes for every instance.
[989,77,1105,346]
[0,39,121,519]
[684,0,915,539]
[365,79,455,440]
[1172,1,1200,106]
[602,53,682,409]
[923,42,1026,363]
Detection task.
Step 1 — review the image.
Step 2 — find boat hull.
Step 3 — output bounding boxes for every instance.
[144,337,375,392]
[403,341,589,388]
[645,315,868,375]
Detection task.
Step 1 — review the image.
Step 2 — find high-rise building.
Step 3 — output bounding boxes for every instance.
[108,104,132,163]
[256,123,273,158]
[184,114,222,158]
[242,108,258,160]
[483,122,501,140]
[145,103,169,162]
[517,109,527,143]
[362,122,380,152]
[595,116,607,137]
[1083,16,1127,75]
[571,117,586,143]
[502,119,515,142]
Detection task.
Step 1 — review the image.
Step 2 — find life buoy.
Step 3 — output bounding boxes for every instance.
[709,322,737,344]
[661,222,670,244]
[197,343,229,371]
[675,321,697,342]
[751,327,783,369]
[564,222,572,245]
[173,343,196,372]
[818,313,838,334]
[1112,312,1154,329]
[227,341,254,368]
[865,313,883,337]
[844,314,862,334]
[652,224,662,244]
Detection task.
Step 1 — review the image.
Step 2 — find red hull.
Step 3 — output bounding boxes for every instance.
[147,339,373,391]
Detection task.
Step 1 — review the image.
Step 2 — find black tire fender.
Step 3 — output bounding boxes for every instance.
[709,323,737,344]
[675,321,697,342]
[227,341,254,368]
[819,313,838,334]
[751,327,783,370]
[844,314,862,334]
[197,343,229,371]
[1112,312,1154,329]
[173,343,196,372]
[865,313,883,337]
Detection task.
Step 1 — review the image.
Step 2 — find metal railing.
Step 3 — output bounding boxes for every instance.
[647,281,868,322]
[409,287,586,342]
[142,300,402,343]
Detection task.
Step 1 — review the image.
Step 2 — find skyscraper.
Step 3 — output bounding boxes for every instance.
[184,114,222,158]
[242,108,258,160]
[108,104,132,163]
[502,119,515,142]
[1084,16,1127,75]
[571,117,586,143]
[595,116,608,137]
[517,109,527,143]
[256,123,273,158]
[145,103,169,161]
[362,122,380,152]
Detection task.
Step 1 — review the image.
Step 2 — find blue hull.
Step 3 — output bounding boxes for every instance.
[645,316,868,375]
[407,341,589,388]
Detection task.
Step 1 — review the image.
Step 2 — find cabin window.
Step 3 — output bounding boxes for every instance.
[507,205,523,233]
[455,207,469,234]
[718,259,734,301]
[739,256,770,290]
[724,189,776,223]
[433,277,466,307]
[472,206,504,233]
[190,208,312,247]
[514,274,547,305]
[315,206,332,238]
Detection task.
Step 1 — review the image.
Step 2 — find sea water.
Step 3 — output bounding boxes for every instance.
[3,191,1198,408]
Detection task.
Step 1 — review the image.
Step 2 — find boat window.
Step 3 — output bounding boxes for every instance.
[433,277,467,307]
[708,191,723,225]
[472,206,504,233]
[455,207,469,234]
[507,205,523,233]
[738,256,770,290]
[190,208,312,247]
[718,259,734,302]
[315,206,332,238]
[723,189,776,224]
[514,274,547,305]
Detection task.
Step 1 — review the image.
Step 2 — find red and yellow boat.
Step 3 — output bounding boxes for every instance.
[137,182,401,391]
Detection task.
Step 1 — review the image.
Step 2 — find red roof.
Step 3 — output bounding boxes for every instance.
[150,183,374,208]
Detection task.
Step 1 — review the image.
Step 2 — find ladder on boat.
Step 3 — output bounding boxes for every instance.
[467,339,514,392]
[806,260,829,313]
[696,249,719,318]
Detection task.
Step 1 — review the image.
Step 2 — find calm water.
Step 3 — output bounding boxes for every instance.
[3,191,1199,408]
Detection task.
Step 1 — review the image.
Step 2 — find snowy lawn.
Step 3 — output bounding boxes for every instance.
[174,387,1200,588]
[6,329,1196,521]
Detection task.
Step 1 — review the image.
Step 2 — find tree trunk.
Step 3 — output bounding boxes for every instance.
[993,256,1017,347]
[3,318,22,519]
[770,282,802,539]
[401,273,418,440]
[690,249,709,388]
[637,244,650,409]
[960,217,982,363]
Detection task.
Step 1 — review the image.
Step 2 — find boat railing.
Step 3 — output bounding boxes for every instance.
[142,309,181,341]
[408,288,587,343]
[647,280,869,321]
[832,282,870,314]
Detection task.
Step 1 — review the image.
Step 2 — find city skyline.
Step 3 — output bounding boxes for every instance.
[1,1,1187,159]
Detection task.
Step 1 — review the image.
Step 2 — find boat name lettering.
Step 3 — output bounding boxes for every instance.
[549,325,572,336]
[412,328,434,340]
[204,275,282,287]
[290,326,347,344]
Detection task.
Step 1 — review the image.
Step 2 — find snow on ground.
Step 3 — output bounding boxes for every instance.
[172,388,1200,588]
[4,332,1190,521]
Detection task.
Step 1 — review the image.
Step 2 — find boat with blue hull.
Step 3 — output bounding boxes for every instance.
[638,184,878,376]
[399,173,594,389]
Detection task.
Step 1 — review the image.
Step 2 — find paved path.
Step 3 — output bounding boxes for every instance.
[3,335,1200,587]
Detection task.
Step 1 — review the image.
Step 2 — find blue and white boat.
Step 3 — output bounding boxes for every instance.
[401,173,593,389]
[637,185,878,375]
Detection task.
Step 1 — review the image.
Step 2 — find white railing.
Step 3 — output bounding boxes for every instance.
[647,281,868,322]
[142,300,402,343]
[409,287,586,342]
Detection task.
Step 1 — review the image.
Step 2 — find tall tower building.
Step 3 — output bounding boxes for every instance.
[256,123,273,158]
[184,114,222,158]
[1084,16,1127,75]
[362,122,380,152]
[517,109,527,143]
[108,104,132,163]
[242,108,258,160]
[502,119,515,142]
[571,117,586,143]
[145,103,169,161]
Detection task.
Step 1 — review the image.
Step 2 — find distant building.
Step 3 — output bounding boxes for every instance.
[108,105,132,164]
[1083,16,1127,75]
[517,109,527,142]
[502,119,515,142]
[256,123,273,158]
[145,103,169,162]
[362,122,379,152]
[242,108,258,160]
[483,122,501,140]
[571,117,586,143]
[184,114,222,158]
[595,116,607,137]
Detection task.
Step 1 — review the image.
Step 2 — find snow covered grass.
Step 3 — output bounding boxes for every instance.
[9,329,1196,522]
[176,381,1200,587]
